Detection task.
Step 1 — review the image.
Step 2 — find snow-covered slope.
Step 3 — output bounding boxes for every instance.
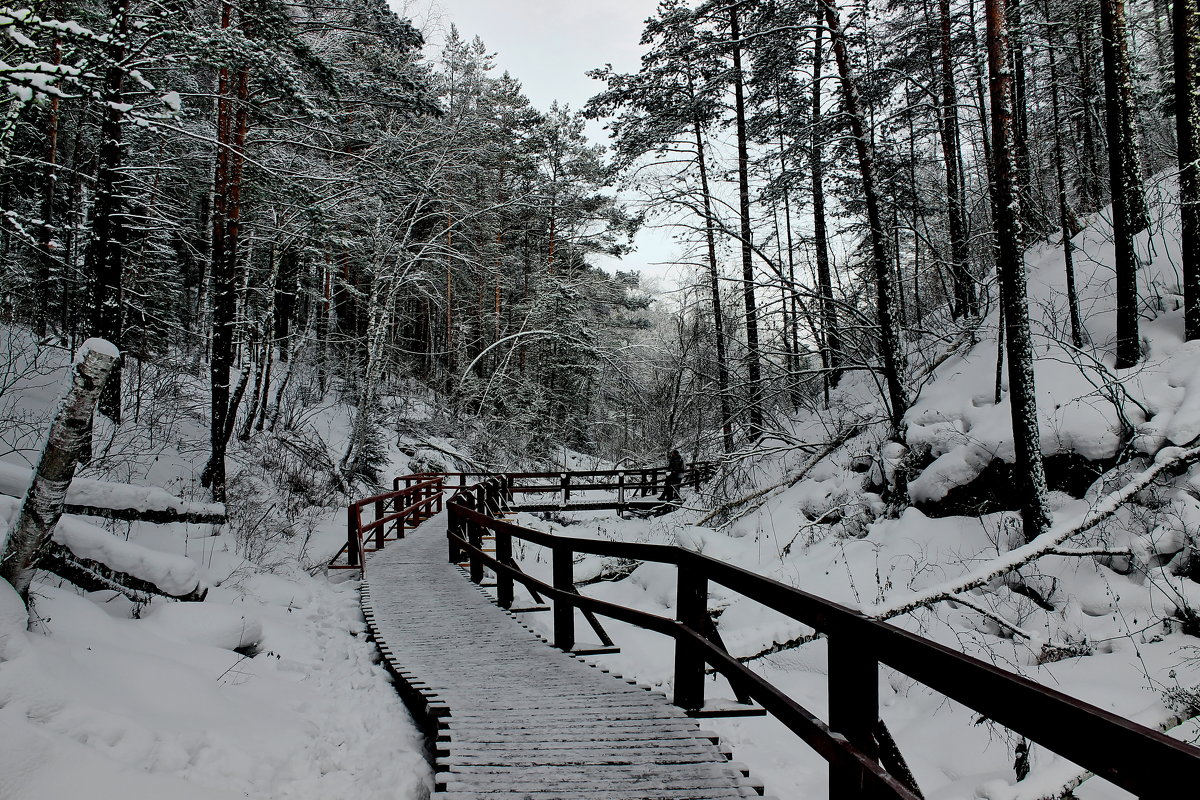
[0,335,433,800]
[504,175,1200,800]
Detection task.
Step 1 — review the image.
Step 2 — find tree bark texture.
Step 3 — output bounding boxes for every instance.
[0,340,118,600]
[937,0,977,318]
[1101,0,1148,368]
[1178,0,1200,340]
[87,0,130,423]
[822,0,909,432]
[689,73,734,453]
[811,21,843,392]
[986,0,1053,541]
[729,6,764,441]
[1046,4,1085,348]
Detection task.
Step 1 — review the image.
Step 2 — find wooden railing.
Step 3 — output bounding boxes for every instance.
[446,476,1200,800]
[329,473,444,572]
[434,463,716,512]
[330,462,711,572]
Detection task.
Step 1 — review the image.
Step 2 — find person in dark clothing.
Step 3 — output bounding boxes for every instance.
[661,448,685,502]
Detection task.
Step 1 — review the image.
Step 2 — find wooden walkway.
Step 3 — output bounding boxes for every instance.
[362,511,765,799]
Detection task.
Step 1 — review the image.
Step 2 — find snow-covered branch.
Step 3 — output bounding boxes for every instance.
[865,444,1200,621]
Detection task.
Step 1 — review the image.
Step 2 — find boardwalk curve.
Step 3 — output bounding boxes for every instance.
[362,511,763,799]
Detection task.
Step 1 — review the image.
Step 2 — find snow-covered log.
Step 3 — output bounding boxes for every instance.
[0,339,117,600]
[0,461,226,525]
[0,495,207,601]
[39,541,207,604]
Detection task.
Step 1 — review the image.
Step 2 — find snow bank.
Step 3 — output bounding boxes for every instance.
[0,579,27,661]
[0,460,225,519]
[1,579,430,800]
[0,496,203,597]
[142,602,263,651]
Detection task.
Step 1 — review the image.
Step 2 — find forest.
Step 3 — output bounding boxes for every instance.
[1,0,1200,797]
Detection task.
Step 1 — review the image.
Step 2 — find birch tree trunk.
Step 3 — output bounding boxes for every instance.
[1,340,118,601]
[986,0,1053,541]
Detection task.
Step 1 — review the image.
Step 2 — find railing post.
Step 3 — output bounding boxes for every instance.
[391,493,404,539]
[448,495,464,564]
[374,498,385,548]
[673,559,707,710]
[561,472,570,504]
[469,516,484,584]
[496,526,513,609]
[553,543,575,651]
[347,504,360,568]
[617,473,625,509]
[651,469,659,496]
[435,478,444,514]
[828,633,880,800]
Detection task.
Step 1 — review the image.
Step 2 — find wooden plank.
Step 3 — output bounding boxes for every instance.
[363,512,754,800]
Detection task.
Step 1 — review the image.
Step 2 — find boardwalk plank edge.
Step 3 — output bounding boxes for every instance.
[361,511,769,798]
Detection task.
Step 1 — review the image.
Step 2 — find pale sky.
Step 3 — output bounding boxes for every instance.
[392,0,687,288]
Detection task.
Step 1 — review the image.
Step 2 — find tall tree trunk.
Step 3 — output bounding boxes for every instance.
[1075,18,1104,211]
[689,74,734,453]
[986,0,1053,542]
[205,6,247,501]
[811,21,842,395]
[1010,0,1032,221]
[87,0,130,423]
[729,6,764,441]
[35,19,63,340]
[1046,1,1085,348]
[1101,0,1148,368]
[0,340,117,600]
[1177,0,1200,340]
[822,0,908,432]
[937,0,977,318]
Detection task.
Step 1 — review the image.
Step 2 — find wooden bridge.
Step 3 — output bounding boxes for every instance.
[334,470,1200,799]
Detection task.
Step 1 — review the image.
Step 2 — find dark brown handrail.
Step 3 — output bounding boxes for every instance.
[446,476,1200,800]
[330,474,445,572]
[433,463,716,509]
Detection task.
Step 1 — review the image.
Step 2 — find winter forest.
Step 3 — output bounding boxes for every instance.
[1,0,1200,796]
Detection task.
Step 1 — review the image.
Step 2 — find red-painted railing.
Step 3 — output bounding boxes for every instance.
[329,473,444,572]
[446,476,1200,800]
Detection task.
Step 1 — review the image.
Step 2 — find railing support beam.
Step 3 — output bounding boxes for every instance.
[829,635,880,800]
[553,543,575,651]
[673,564,708,710]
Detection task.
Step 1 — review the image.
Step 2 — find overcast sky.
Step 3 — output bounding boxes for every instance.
[400,0,655,113]
[392,0,686,288]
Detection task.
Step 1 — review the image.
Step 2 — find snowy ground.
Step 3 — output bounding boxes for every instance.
[494,176,1200,800]
[0,336,432,800]
[4,175,1200,800]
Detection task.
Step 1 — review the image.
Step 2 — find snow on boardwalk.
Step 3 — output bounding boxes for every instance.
[362,512,761,800]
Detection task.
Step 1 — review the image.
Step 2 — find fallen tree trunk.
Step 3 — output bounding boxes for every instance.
[1,339,118,601]
[40,540,208,603]
[59,503,225,525]
[0,461,227,525]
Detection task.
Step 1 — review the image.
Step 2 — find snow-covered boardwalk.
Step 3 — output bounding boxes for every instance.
[362,512,761,799]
